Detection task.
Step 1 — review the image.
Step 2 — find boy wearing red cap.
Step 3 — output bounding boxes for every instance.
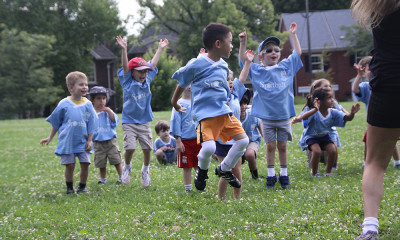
[116,36,169,187]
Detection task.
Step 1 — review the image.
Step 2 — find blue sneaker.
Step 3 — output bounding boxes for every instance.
[356,231,378,240]
[266,175,277,189]
[278,175,290,189]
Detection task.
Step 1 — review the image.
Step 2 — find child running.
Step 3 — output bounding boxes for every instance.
[116,36,169,187]
[292,88,360,176]
[89,86,123,184]
[238,23,303,189]
[40,71,98,194]
[171,23,249,191]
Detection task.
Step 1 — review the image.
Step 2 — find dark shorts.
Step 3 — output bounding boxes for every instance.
[306,135,333,151]
[215,141,232,157]
[368,91,400,128]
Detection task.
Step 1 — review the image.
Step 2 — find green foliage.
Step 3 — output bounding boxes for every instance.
[144,50,182,111]
[341,25,373,57]
[271,0,351,14]
[0,25,62,119]
[1,103,400,239]
[138,0,276,72]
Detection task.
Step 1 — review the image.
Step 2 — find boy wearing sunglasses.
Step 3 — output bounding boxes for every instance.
[238,22,303,189]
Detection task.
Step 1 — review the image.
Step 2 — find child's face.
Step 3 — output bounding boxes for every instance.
[319,80,331,89]
[219,32,233,59]
[69,78,88,98]
[132,69,148,83]
[93,94,107,110]
[240,103,248,117]
[259,44,281,66]
[158,129,170,140]
[364,64,371,79]
[227,71,234,92]
[321,91,335,108]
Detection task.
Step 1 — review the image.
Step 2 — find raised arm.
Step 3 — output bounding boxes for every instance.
[238,28,247,63]
[171,85,187,113]
[150,39,169,69]
[289,23,302,55]
[116,36,129,74]
[343,103,360,121]
[352,63,365,94]
[238,50,255,84]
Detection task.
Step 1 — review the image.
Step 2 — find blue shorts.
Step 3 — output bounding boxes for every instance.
[215,141,232,157]
[60,152,91,165]
[306,135,333,151]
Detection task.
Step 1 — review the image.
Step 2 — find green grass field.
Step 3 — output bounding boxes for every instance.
[1,102,399,239]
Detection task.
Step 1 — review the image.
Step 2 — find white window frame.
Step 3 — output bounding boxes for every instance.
[87,63,97,84]
[354,52,364,65]
[311,54,324,73]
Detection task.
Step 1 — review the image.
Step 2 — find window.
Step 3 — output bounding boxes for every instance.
[87,63,97,84]
[311,54,324,73]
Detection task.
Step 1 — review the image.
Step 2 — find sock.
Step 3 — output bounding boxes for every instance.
[142,164,149,173]
[250,169,258,179]
[185,184,192,191]
[99,178,107,183]
[66,181,73,190]
[394,160,400,166]
[267,165,275,177]
[197,140,216,170]
[280,165,288,176]
[221,137,249,171]
[118,175,122,181]
[125,163,131,169]
[362,217,379,234]
[78,182,86,189]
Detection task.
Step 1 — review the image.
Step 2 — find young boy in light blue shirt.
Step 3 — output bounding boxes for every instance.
[40,71,98,194]
[116,36,169,187]
[153,120,177,164]
[238,23,303,189]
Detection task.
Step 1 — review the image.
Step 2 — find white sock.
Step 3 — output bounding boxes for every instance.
[142,164,149,173]
[197,140,216,170]
[362,217,379,234]
[221,137,249,171]
[394,160,400,166]
[125,164,131,169]
[268,166,275,177]
[185,184,192,191]
[280,165,288,176]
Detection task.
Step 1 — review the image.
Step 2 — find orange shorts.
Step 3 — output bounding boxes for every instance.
[196,114,245,144]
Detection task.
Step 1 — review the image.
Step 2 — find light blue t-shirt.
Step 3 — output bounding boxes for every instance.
[170,98,197,140]
[239,50,303,120]
[353,82,371,111]
[117,62,158,124]
[93,111,119,142]
[299,108,346,151]
[241,109,262,145]
[153,136,177,163]
[46,97,98,155]
[172,54,231,126]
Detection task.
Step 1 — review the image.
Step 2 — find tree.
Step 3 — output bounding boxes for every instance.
[0,25,62,119]
[137,0,277,72]
[271,0,352,14]
[340,25,373,57]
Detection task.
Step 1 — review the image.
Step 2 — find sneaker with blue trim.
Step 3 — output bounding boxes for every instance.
[278,175,290,189]
[121,165,131,184]
[356,231,378,240]
[266,175,277,189]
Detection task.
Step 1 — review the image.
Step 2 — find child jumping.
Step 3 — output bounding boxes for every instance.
[116,36,169,187]
[171,23,249,191]
[238,23,303,189]
[153,120,177,164]
[89,86,123,184]
[170,85,202,192]
[40,71,98,194]
[292,88,360,176]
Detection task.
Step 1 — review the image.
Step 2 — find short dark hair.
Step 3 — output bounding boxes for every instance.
[358,56,372,68]
[155,120,170,134]
[202,23,231,50]
[309,88,332,109]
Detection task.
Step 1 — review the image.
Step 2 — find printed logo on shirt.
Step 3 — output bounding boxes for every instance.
[204,79,227,89]
[131,92,151,101]
[67,119,86,127]
[281,70,287,81]
[85,112,91,122]
[260,82,286,89]
[184,119,195,127]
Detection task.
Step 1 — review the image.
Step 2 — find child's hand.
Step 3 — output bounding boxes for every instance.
[158,39,169,50]
[40,138,51,145]
[116,36,127,49]
[313,97,320,110]
[199,48,206,54]
[176,140,185,153]
[245,49,256,62]
[239,28,247,42]
[289,22,297,35]
[351,103,360,114]
[291,116,302,125]
[85,141,92,151]
[173,103,187,113]
[353,63,366,77]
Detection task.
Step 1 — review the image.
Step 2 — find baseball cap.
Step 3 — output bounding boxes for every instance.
[258,36,280,54]
[128,58,152,71]
[89,86,108,96]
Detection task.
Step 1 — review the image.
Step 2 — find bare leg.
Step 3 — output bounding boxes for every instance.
[245,149,257,171]
[217,155,228,200]
[183,168,192,185]
[65,163,75,182]
[231,160,242,199]
[277,141,287,166]
[114,163,122,176]
[155,149,166,164]
[142,149,151,166]
[79,163,90,184]
[266,141,276,166]
[324,143,337,174]
[363,124,400,218]
[124,149,135,165]
[392,145,399,160]
[309,144,322,175]
[100,168,107,178]
[332,141,338,167]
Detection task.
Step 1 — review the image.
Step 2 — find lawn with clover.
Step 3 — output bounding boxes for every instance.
[1,102,399,239]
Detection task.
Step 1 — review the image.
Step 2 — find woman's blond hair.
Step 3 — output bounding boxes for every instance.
[351,0,400,28]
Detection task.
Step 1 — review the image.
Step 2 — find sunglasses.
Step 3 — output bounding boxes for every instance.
[262,48,280,54]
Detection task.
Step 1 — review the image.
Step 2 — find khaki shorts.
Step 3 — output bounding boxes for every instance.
[122,123,153,150]
[247,141,259,156]
[93,138,122,168]
[197,114,244,144]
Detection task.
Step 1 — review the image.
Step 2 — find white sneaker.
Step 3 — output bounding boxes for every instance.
[121,165,131,184]
[141,170,150,187]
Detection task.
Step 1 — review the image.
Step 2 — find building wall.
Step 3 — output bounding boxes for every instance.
[92,60,117,110]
